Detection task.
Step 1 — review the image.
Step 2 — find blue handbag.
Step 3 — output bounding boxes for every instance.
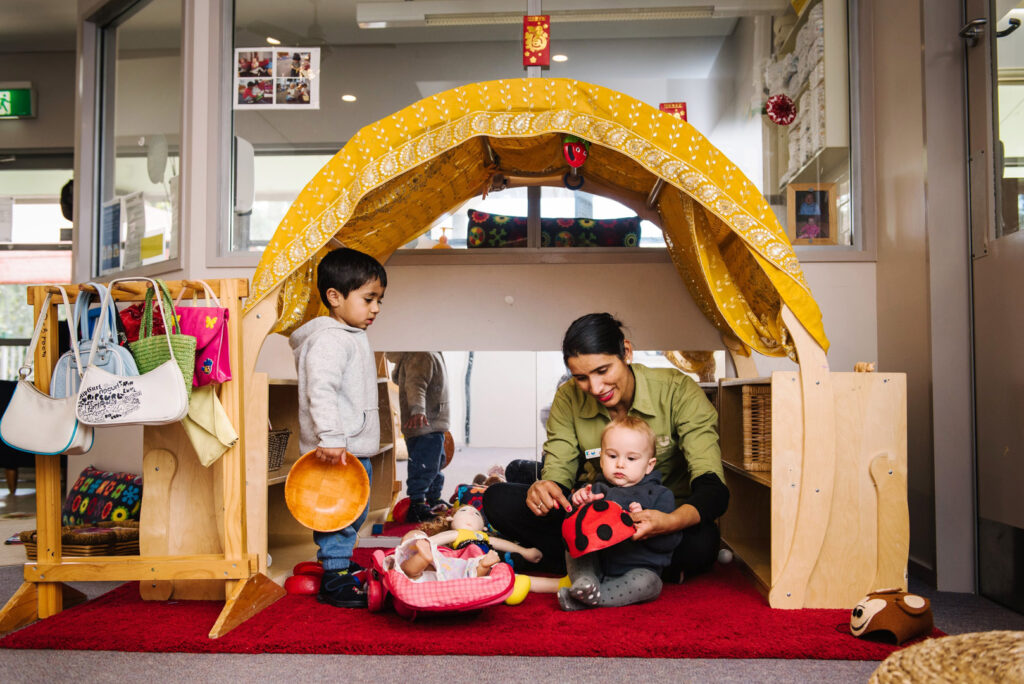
[49,282,139,399]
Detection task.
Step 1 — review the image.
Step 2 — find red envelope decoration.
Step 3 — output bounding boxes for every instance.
[562,498,635,558]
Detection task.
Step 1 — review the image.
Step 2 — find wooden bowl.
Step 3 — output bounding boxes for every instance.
[284,451,370,532]
[442,430,455,470]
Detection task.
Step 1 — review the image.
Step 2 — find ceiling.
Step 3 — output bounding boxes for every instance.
[0,0,791,53]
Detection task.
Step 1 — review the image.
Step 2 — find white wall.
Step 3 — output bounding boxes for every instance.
[0,51,76,151]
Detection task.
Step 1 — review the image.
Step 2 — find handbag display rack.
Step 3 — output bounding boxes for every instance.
[0,279,284,639]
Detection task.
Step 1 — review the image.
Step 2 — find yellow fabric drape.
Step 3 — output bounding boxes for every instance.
[245,77,828,355]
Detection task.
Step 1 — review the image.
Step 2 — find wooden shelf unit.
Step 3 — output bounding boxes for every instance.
[260,354,400,583]
[716,370,908,608]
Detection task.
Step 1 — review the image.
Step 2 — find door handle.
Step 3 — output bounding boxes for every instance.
[997,17,1021,38]
[960,18,986,46]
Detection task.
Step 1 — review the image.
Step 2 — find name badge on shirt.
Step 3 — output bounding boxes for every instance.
[584,448,601,459]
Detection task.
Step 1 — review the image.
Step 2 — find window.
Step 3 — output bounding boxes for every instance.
[0,166,73,379]
[95,0,183,275]
[227,1,856,258]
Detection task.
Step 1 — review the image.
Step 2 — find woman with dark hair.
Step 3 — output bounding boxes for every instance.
[483,313,728,582]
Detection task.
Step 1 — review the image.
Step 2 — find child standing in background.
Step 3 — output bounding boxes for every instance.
[390,352,450,522]
[289,248,387,608]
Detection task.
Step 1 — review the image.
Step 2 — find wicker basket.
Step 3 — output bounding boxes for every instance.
[870,630,1024,683]
[268,428,290,471]
[20,521,139,561]
[742,384,772,471]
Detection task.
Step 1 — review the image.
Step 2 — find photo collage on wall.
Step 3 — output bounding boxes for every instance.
[234,48,320,110]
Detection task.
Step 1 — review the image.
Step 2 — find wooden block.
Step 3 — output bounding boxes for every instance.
[209,573,286,639]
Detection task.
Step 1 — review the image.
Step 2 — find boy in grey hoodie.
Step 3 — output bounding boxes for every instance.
[289,248,386,608]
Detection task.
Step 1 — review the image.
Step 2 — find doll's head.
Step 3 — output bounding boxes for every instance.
[600,416,657,487]
[450,505,486,531]
[419,504,487,536]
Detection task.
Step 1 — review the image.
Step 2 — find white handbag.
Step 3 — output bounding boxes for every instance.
[75,278,189,426]
[0,286,94,455]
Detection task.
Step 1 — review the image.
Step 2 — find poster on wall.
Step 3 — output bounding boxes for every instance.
[99,198,122,273]
[234,48,320,110]
[122,191,145,270]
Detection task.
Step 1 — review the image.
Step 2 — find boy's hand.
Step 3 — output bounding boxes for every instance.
[315,446,348,465]
[571,484,603,508]
[628,501,643,513]
[403,413,429,430]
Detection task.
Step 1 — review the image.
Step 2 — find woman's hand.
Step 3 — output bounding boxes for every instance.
[525,480,571,516]
[630,504,700,540]
[571,484,604,508]
[315,446,348,465]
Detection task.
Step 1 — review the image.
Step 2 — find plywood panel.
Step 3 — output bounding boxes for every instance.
[143,421,222,600]
[770,372,803,586]
[771,371,907,608]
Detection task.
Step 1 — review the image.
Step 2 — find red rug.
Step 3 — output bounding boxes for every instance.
[0,557,942,658]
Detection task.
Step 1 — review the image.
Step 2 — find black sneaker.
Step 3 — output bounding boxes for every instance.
[428,498,451,513]
[406,500,434,522]
[317,571,367,608]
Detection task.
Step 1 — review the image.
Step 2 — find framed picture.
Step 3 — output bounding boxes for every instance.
[787,182,837,245]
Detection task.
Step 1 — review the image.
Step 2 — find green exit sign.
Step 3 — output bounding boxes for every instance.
[0,83,34,119]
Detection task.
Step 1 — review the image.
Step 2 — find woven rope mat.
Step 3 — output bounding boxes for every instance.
[870,630,1024,683]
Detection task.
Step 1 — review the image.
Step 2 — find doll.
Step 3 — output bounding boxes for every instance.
[395,505,541,582]
[418,505,543,562]
[396,529,501,581]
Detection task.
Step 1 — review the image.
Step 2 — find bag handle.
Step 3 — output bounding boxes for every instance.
[141,280,181,338]
[88,277,180,368]
[75,282,118,344]
[20,285,84,381]
[174,279,221,308]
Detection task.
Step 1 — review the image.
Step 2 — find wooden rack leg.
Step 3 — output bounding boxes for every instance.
[208,573,285,639]
[0,582,88,635]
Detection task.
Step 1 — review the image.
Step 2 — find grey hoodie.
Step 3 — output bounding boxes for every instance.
[389,352,449,438]
[289,316,380,457]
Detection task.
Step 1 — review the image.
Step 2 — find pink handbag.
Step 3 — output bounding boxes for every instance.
[175,281,231,387]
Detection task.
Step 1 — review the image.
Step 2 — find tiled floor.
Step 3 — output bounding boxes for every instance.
[0,468,36,567]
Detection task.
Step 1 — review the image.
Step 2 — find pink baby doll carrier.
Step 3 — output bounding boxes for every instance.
[366,544,515,620]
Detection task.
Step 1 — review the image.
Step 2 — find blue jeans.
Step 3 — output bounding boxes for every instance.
[405,432,444,501]
[313,456,372,572]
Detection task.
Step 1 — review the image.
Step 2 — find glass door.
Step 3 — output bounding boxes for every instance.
[963,0,1024,613]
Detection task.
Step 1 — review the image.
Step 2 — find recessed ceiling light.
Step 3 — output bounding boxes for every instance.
[358,21,387,29]
[552,54,568,62]
[341,94,357,102]
[266,36,281,45]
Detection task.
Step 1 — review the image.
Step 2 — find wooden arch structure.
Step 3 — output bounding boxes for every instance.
[0,79,907,640]
[242,78,907,610]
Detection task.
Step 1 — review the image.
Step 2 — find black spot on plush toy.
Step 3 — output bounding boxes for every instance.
[850,588,934,645]
[561,499,635,558]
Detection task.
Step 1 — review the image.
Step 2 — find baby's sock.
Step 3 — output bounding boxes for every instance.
[596,568,662,607]
[569,576,601,605]
[557,587,591,612]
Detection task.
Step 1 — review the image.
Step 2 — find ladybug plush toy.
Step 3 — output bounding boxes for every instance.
[562,499,636,558]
